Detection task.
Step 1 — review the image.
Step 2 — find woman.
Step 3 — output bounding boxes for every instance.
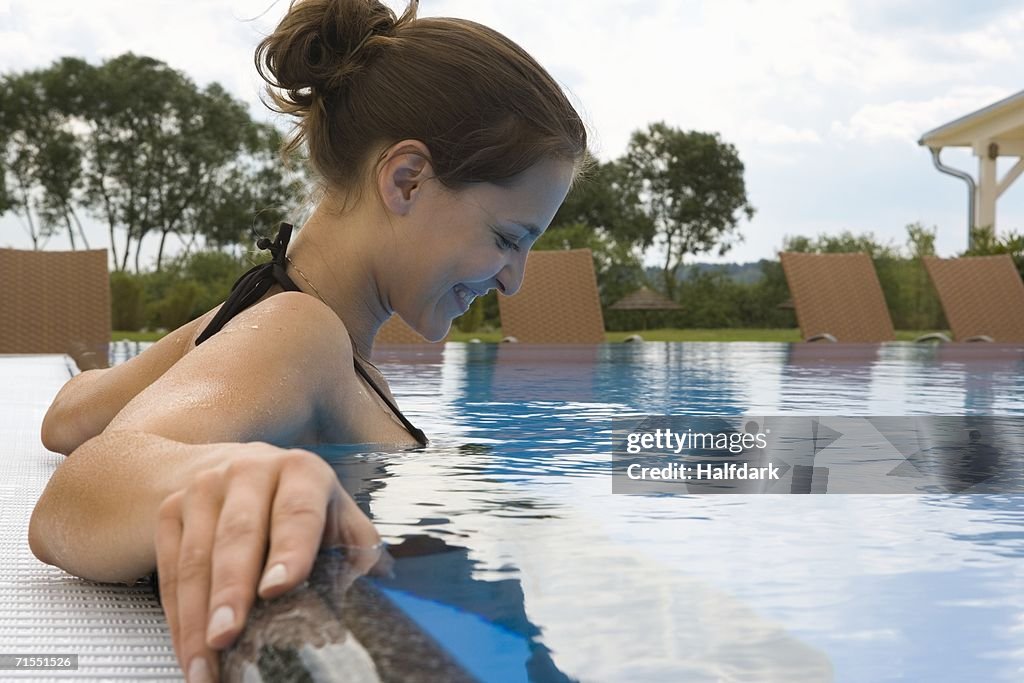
[28,0,588,680]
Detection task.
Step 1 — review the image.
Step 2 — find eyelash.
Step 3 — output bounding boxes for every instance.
[493,230,521,252]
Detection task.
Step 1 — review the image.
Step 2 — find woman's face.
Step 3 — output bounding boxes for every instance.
[395,157,575,342]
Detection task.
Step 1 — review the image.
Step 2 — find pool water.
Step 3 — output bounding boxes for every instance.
[115,341,1024,682]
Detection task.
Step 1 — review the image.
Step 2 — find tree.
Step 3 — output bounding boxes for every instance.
[782,230,899,259]
[0,62,118,251]
[964,225,1024,279]
[0,68,89,249]
[541,155,650,306]
[552,154,655,247]
[0,76,14,219]
[185,123,305,254]
[0,72,40,247]
[905,222,936,259]
[74,54,263,271]
[0,55,304,270]
[623,122,754,300]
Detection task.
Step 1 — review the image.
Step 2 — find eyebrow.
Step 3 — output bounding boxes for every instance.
[509,221,542,238]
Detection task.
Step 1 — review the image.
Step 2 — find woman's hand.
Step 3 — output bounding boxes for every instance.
[154,444,383,683]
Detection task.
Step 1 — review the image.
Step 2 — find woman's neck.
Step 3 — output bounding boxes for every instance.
[283,205,392,362]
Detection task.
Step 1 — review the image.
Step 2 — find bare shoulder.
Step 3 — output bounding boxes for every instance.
[203,291,354,364]
[106,292,355,446]
[42,306,223,454]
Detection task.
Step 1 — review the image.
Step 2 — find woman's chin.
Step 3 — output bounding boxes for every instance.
[418,318,451,343]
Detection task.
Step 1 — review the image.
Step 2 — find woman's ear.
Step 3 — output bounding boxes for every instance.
[377,140,434,216]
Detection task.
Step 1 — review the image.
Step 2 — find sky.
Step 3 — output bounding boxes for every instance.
[2,0,1023,268]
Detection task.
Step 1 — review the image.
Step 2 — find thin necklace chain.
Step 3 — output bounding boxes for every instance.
[284,254,380,371]
[285,254,328,306]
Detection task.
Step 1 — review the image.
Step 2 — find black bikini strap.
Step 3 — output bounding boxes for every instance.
[194,221,428,446]
[352,360,429,446]
[195,223,300,346]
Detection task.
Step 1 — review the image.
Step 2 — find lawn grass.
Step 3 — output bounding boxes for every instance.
[601,328,949,342]
[116,328,951,344]
[604,328,802,342]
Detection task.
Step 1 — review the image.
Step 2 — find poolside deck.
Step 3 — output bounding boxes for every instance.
[0,354,180,680]
[0,354,480,683]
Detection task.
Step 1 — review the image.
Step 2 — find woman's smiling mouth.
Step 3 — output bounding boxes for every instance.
[453,283,479,313]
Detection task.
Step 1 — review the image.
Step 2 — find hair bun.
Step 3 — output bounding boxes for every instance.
[311,0,398,90]
[256,0,414,113]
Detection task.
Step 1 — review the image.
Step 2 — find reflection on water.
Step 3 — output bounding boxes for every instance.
[355,343,1024,682]
[117,341,1024,681]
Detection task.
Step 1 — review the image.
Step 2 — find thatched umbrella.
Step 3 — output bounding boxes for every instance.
[608,286,683,329]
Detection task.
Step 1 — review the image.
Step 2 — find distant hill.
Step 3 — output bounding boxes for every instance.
[644,261,768,286]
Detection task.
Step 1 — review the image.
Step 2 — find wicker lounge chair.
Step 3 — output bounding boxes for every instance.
[923,254,1024,342]
[780,252,897,343]
[497,248,605,343]
[0,248,111,366]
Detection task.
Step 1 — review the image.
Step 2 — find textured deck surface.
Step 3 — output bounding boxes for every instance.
[0,354,475,683]
[0,355,180,680]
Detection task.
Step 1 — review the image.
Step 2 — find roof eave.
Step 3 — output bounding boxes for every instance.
[919,88,1024,148]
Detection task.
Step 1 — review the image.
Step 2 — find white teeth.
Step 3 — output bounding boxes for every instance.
[455,284,475,310]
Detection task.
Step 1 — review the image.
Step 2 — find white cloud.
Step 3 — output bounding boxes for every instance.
[2,0,1024,262]
[737,120,822,146]
[831,86,1017,146]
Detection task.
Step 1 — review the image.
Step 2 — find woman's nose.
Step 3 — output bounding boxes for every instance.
[497,250,528,297]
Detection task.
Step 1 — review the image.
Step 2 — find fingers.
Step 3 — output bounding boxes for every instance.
[154,446,386,683]
[155,491,184,662]
[333,491,384,576]
[204,461,277,650]
[257,450,337,600]
[176,470,223,683]
[367,547,395,579]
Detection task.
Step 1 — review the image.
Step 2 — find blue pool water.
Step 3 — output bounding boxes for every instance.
[114,341,1024,682]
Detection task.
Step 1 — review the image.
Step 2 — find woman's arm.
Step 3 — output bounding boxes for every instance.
[40,311,216,455]
[30,430,236,581]
[30,293,374,681]
[31,292,344,575]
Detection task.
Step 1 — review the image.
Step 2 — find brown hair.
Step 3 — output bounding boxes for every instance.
[255,0,588,198]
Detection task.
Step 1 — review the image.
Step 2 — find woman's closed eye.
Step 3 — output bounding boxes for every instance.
[492,229,521,252]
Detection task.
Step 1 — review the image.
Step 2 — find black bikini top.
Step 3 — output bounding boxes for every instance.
[195,222,428,446]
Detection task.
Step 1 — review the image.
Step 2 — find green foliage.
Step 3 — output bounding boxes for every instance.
[608,224,949,332]
[605,265,795,331]
[752,259,796,327]
[622,122,755,299]
[964,226,1024,277]
[109,271,145,331]
[906,222,937,258]
[780,224,945,330]
[782,230,900,258]
[0,67,88,248]
[149,280,204,331]
[0,55,304,270]
[455,295,485,333]
[553,155,655,247]
[170,249,247,315]
[105,248,247,330]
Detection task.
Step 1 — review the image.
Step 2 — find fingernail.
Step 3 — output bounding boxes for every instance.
[207,605,235,643]
[258,563,287,593]
[188,657,211,683]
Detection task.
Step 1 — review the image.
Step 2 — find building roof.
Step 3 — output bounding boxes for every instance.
[608,286,683,311]
[919,89,1024,148]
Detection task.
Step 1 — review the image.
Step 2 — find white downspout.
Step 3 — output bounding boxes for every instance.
[929,147,977,251]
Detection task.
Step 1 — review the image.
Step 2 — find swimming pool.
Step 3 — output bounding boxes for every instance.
[118,341,1024,681]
